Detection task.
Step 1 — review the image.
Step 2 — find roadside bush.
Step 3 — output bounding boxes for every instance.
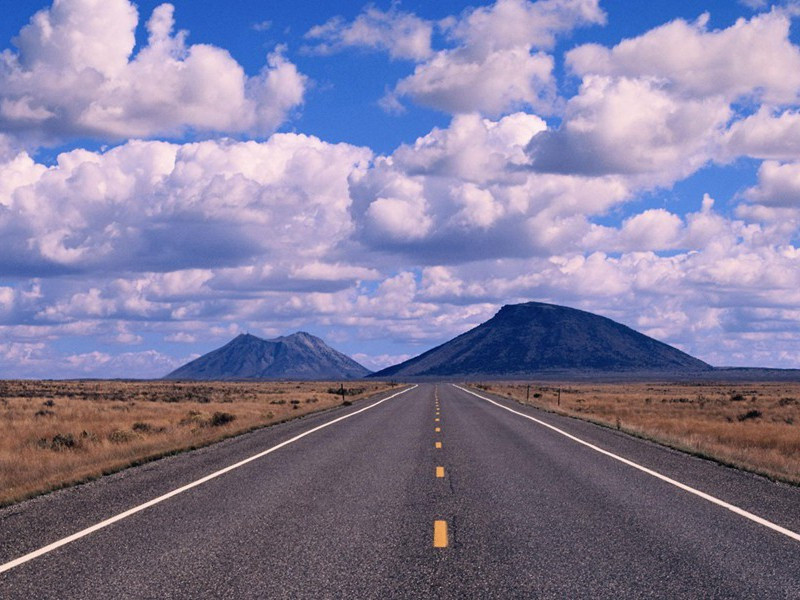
[210,412,236,427]
[108,429,135,443]
[737,409,762,422]
[326,387,365,396]
[45,433,79,451]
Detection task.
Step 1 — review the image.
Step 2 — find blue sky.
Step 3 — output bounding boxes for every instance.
[2,0,800,377]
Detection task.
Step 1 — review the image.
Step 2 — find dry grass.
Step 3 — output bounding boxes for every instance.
[0,380,396,507]
[473,381,800,485]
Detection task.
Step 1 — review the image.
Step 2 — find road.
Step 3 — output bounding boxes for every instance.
[1,383,798,598]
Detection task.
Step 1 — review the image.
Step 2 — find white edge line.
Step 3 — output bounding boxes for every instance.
[0,384,418,574]
[453,384,800,543]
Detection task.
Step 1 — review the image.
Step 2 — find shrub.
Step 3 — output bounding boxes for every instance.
[132,422,152,433]
[49,433,79,451]
[34,409,55,417]
[737,409,762,422]
[327,387,365,396]
[210,412,235,427]
[108,429,135,443]
[730,393,745,402]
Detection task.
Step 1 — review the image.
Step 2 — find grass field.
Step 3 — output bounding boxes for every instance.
[0,380,396,507]
[473,381,800,485]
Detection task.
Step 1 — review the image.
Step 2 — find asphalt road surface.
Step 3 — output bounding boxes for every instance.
[1,383,798,598]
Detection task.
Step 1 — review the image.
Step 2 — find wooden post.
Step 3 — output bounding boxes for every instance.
[340,383,345,403]
[526,384,530,402]
[558,387,561,406]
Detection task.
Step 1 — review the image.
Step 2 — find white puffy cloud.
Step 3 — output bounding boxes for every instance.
[527,76,730,184]
[619,209,684,251]
[567,10,800,104]
[351,111,631,259]
[305,6,433,61]
[744,161,800,207]
[306,0,604,116]
[5,1,800,375]
[391,47,557,116]
[0,0,306,145]
[62,349,184,378]
[723,108,800,160]
[0,134,370,276]
[384,0,605,116]
[444,0,605,52]
[740,161,800,225]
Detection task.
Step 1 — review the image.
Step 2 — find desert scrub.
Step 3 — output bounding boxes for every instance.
[475,380,800,485]
[0,379,397,506]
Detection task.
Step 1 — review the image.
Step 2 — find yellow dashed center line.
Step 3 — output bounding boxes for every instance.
[433,520,448,547]
[432,388,449,550]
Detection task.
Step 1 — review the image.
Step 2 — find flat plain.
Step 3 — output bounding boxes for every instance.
[0,379,394,506]
[475,380,800,485]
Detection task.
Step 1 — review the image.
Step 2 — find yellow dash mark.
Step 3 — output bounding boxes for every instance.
[436,466,445,478]
[433,520,448,548]
[435,427,441,432]
[435,418,440,422]
[435,441,442,449]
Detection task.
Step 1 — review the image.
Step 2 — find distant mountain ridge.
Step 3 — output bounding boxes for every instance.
[371,301,711,378]
[165,332,371,380]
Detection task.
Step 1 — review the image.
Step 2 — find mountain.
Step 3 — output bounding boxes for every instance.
[371,301,711,378]
[164,332,371,380]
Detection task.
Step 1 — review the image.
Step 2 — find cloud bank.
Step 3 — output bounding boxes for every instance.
[3,0,800,376]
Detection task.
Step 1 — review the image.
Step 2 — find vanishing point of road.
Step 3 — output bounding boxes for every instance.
[1,383,798,598]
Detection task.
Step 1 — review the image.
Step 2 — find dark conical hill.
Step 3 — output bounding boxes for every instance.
[371,301,710,378]
[165,332,371,380]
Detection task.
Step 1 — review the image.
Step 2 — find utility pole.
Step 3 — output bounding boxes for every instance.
[526,384,530,402]
[558,387,561,406]
[340,383,345,403]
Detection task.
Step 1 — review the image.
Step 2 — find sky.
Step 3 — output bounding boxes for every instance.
[2,0,800,378]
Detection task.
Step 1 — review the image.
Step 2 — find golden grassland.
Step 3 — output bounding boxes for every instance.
[0,380,395,507]
[473,381,800,485]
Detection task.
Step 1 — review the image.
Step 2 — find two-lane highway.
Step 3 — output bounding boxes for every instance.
[1,383,798,598]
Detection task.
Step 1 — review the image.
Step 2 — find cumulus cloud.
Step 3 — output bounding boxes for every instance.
[0,337,186,378]
[388,0,605,116]
[0,134,370,276]
[391,46,557,116]
[305,6,433,61]
[567,10,800,104]
[303,0,605,116]
[5,0,800,375]
[740,161,800,224]
[527,76,730,184]
[351,111,630,260]
[0,0,306,145]
[744,161,800,206]
[723,107,800,160]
